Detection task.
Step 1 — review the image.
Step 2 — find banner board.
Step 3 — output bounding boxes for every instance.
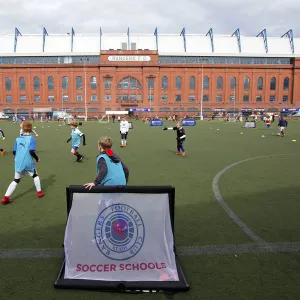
[182,119,196,126]
[242,121,256,128]
[54,186,189,293]
[149,119,163,126]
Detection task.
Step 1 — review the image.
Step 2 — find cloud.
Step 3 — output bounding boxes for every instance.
[0,0,298,37]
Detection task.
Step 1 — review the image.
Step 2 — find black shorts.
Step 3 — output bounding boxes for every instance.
[121,133,128,139]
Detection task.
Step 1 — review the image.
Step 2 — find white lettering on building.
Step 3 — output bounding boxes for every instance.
[108,56,151,62]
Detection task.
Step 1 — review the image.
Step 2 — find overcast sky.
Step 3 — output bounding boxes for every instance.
[0,0,298,37]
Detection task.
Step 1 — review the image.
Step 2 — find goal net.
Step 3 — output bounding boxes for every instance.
[226,113,237,122]
[98,111,129,123]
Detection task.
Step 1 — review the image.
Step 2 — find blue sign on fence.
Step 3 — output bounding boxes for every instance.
[149,119,163,126]
[129,108,152,112]
[182,119,196,126]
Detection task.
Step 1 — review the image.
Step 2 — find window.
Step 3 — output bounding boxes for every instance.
[230,95,235,102]
[189,76,195,90]
[62,76,68,90]
[203,76,209,90]
[48,95,54,102]
[216,95,222,102]
[48,76,54,90]
[105,78,111,90]
[243,95,249,102]
[76,95,82,102]
[270,95,275,102]
[122,95,129,101]
[20,95,26,102]
[283,77,289,91]
[62,95,68,102]
[148,77,154,90]
[203,95,209,102]
[230,77,236,90]
[6,95,12,103]
[244,77,250,91]
[76,76,82,90]
[256,95,262,102]
[19,77,26,90]
[5,77,11,91]
[148,94,154,101]
[130,94,136,101]
[175,95,181,102]
[189,95,195,102]
[161,95,168,102]
[257,77,263,90]
[283,96,288,102]
[162,76,168,90]
[176,76,182,90]
[90,94,97,102]
[33,76,40,91]
[117,77,141,90]
[217,76,223,90]
[34,95,40,102]
[270,77,276,90]
[90,76,97,90]
[105,95,111,102]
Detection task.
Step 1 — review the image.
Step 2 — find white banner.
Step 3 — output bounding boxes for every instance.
[108,56,151,62]
[64,193,179,282]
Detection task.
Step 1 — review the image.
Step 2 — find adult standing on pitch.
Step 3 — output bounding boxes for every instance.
[163,122,186,156]
[120,116,129,147]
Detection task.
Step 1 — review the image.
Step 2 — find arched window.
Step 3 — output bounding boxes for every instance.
[217,76,223,90]
[33,76,40,91]
[283,77,289,91]
[189,76,195,90]
[148,77,154,90]
[62,76,68,90]
[270,77,276,90]
[176,76,182,90]
[257,77,263,90]
[244,77,250,91]
[48,76,54,90]
[90,76,97,90]
[118,77,141,90]
[162,76,168,90]
[203,76,209,90]
[19,77,26,90]
[5,77,11,91]
[76,76,82,90]
[230,77,236,90]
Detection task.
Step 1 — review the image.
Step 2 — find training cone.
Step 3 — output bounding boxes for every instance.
[292,140,296,143]
[240,132,243,135]
[261,135,265,138]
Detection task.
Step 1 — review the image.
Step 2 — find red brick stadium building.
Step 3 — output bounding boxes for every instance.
[0,27,300,118]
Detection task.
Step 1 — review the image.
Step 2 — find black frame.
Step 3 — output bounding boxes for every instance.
[54,185,189,293]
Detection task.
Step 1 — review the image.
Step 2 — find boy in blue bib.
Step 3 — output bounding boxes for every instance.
[84,136,129,189]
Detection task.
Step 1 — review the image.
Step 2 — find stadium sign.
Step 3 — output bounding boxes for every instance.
[108,56,151,62]
[129,108,152,112]
[254,108,265,112]
[149,119,163,126]
[214,108,225,112]
[182,119,196,126]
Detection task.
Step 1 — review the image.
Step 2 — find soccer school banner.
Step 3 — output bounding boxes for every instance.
[54,186,189,293]
[149,119,163,126]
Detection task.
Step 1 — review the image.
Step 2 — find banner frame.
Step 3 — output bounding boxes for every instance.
[54,185,189,293]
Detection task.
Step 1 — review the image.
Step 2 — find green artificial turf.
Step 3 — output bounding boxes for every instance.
[0,119,300,300]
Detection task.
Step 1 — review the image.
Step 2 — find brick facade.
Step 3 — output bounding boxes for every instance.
[0,50,299,117]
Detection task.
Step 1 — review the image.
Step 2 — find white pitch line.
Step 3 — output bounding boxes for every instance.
[212,154,297,245]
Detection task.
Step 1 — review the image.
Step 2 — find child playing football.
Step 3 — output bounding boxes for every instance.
[278,117,288,137]
[84,136,129,189]
[163,122,186,156]
[66,121,86,162]
[120,116,129,147]
[20,123,38,136]
[2,121,44,204]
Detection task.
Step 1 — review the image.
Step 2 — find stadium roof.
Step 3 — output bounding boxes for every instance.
[0,27,299,57]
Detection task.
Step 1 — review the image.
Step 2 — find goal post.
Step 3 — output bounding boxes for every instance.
[99,111,129,123]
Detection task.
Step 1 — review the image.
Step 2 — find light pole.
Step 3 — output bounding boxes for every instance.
[200,62,204,120]
[80,58,89,121]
